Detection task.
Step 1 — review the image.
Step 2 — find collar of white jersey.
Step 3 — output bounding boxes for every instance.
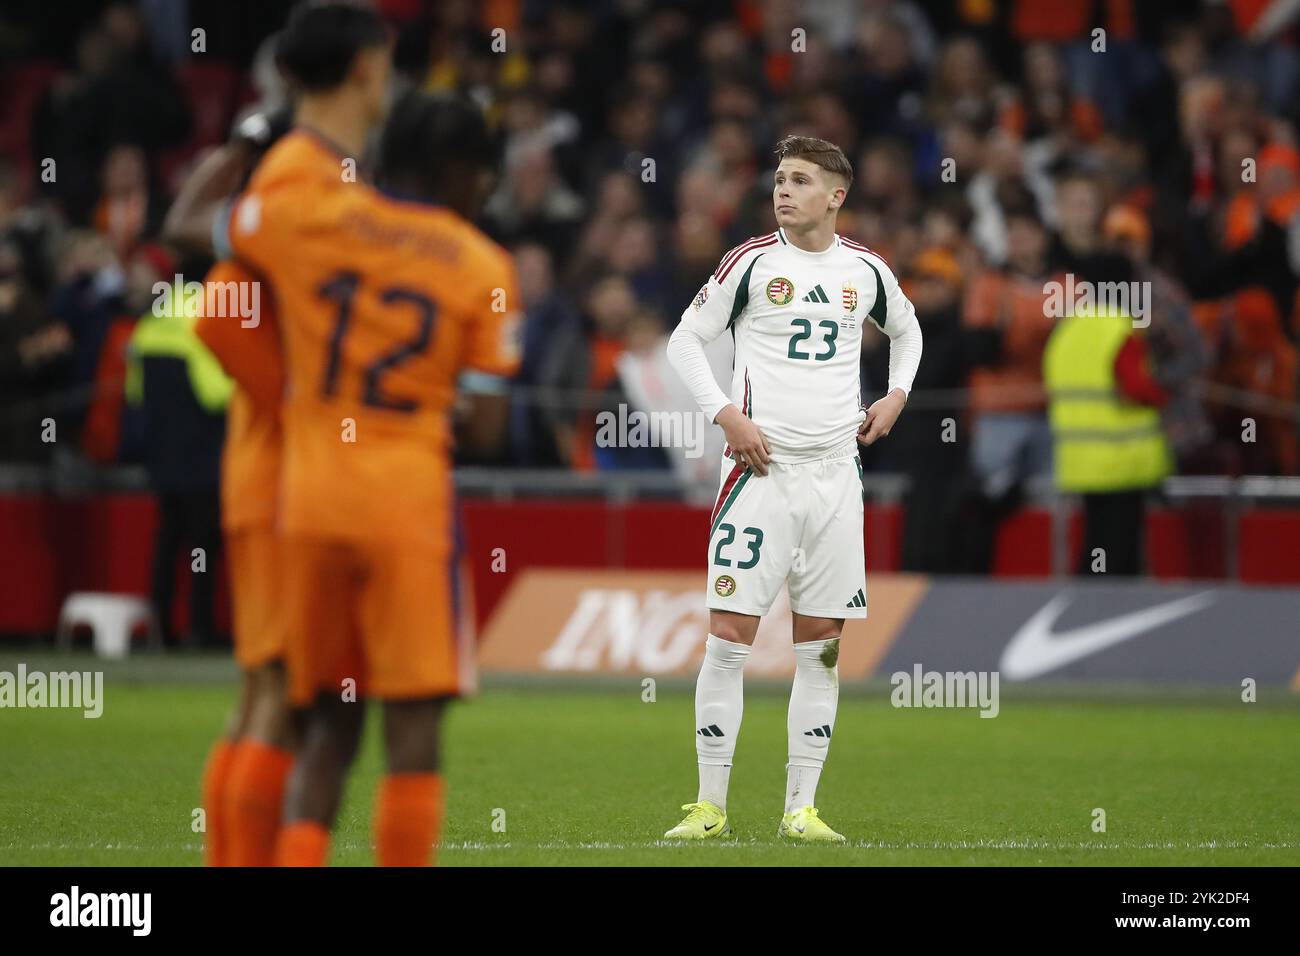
[777,227,841,256]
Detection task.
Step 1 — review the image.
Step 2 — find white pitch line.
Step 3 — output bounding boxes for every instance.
[443,840,1299,851]
[4,840,1296,852]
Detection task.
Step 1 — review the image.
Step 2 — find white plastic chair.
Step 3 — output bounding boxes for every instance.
[55,593,155,660]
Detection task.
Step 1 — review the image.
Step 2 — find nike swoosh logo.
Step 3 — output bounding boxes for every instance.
[1000,591,1218,680]
[703,822,717,831]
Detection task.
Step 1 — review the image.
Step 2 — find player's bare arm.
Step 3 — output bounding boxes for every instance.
[162,140,259,253]
[455,389,511,461]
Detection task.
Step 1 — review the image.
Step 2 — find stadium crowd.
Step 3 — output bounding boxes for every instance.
[1,1,1298,558]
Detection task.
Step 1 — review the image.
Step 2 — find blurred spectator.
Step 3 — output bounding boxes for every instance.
[855,138,921,239]
[32,6,190,225]
[616,305,730,502]
[568,171,646,283]
[958,205,1057,571]
[508,242,582,467]
[0,0,1295,586]
[0,236,71,461]
[846,11,930,155]
[879,247,968,573]
[1200,288,1299,475]
[606,215,673,318]
[668,205,726,313]
[483,143,584,268]
[927,34,1003,130]
[80,242,173,465]
[1217,142,1300,322]
[125,276,231,647]
[548,273,671,472]
[47,231,129,442]
[1043,290,1174,577]
[1103,203,1214,468]
[93,144,165,261]
[1048,168,1134,285]
[1000,41,1104,153]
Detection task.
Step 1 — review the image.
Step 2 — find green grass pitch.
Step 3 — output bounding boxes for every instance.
[2,653,1297,866]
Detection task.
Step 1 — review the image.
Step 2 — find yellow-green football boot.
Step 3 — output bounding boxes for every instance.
[663,801,732,839]
[777,806,846,842]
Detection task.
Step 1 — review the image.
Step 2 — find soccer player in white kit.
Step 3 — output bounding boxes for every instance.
[663,136,922,841]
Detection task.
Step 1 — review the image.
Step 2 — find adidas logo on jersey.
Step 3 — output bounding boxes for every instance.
[846,588,866,608]
[803,724,833,738]
[801,284,831,303]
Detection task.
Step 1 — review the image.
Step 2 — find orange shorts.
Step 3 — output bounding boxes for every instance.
[280,534,475,706]
[226,527,287,670]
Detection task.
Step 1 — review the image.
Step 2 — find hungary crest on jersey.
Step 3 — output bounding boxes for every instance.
[842,282,858,312]
[766,277,794,306]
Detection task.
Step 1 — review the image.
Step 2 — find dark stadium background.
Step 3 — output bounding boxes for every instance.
[0,0,1297,641]
[0,0,1298,875]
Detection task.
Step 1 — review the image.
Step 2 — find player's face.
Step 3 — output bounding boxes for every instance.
[774,158,844,229]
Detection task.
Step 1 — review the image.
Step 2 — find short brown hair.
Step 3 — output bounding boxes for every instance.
[774,135,853,188]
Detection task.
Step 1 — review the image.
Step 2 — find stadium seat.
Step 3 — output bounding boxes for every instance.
[55,592,155,660]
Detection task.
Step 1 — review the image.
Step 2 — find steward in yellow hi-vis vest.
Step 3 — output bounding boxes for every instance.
[125,279,232,647]
[1043,307,1172,493]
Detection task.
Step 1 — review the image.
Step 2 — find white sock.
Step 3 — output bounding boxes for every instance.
[695,633,750,810]
[785,637,840,813]
[785,765,822,816]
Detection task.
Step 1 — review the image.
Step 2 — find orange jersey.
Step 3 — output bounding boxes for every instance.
[220,130,521,550]
[195,259,284,532]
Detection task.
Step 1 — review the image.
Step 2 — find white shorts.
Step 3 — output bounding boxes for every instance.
[704,450,867,619]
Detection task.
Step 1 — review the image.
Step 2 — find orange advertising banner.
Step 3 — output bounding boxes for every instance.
[479,569,929,679]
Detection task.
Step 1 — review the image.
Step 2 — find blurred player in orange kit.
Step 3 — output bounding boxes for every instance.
[182,90,297,873]
[165,1,393,866]
[212,86,519,866]
[195,257,291,867]
[170,1,517,868]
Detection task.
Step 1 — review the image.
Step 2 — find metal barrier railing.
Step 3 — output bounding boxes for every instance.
[4,375,1299,422]
[11,464,1289,504]
[2,373,1297,580]
[2,461,1295,580]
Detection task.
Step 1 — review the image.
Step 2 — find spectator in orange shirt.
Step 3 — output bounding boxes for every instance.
[1215,288,1299,475]
[539,274,635,470]
[92,144,163,262]
[999,42,1104,148]
[555,273,670,472]
[958,203,1058,571]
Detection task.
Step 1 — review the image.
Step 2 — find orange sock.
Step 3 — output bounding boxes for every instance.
[374,773,444,866]
[225,740,294,867]
[275,820,331,867]
[200,738,237,866]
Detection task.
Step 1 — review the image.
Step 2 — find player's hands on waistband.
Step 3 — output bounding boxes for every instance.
[858,388,907,447]
[716,404,772,475]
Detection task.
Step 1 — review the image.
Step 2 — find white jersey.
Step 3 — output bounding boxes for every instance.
[667,227,923,463]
